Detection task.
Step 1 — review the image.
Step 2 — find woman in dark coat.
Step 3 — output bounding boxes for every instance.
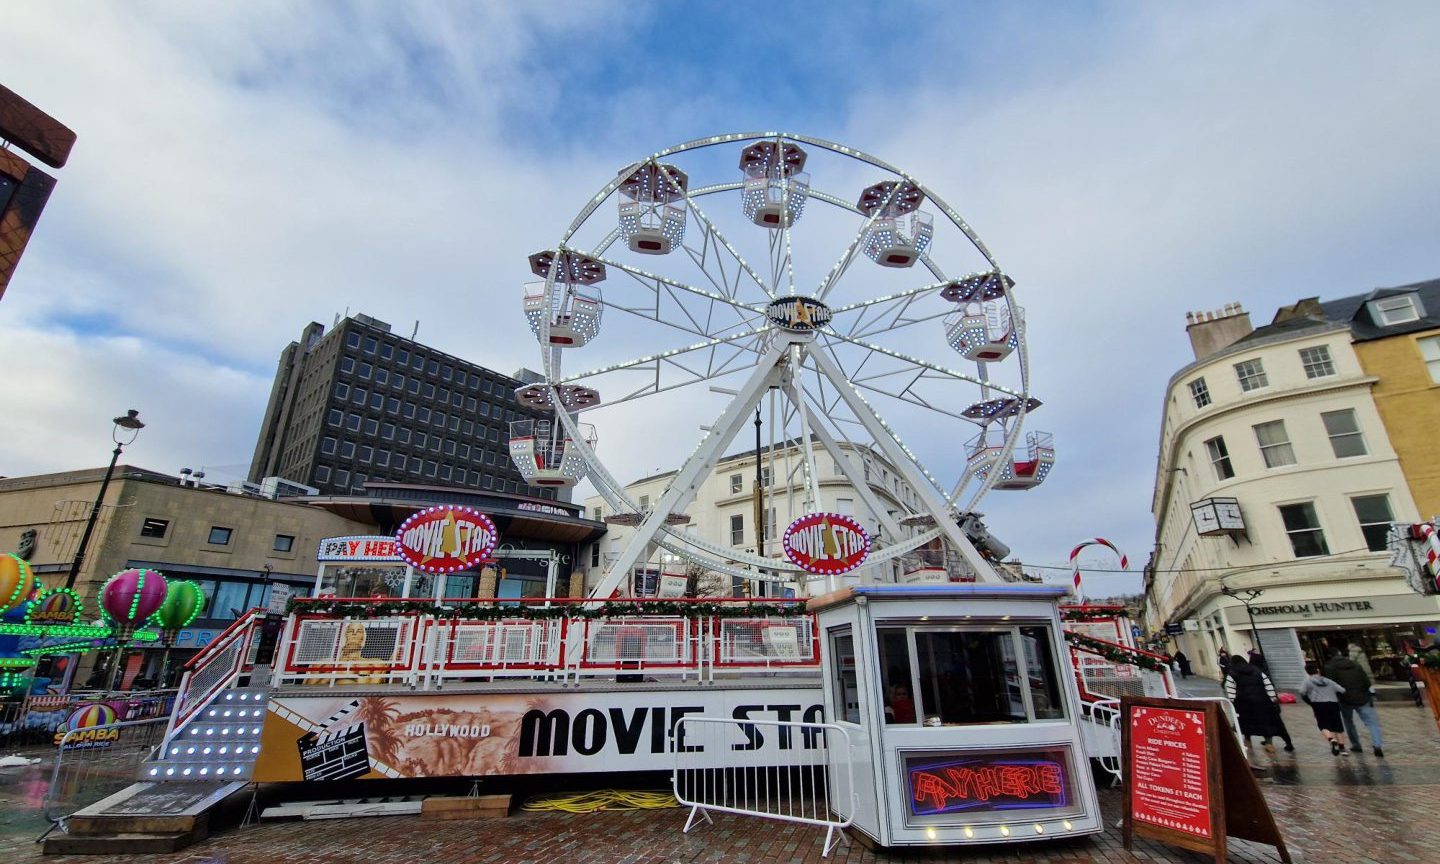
[1224,655,1293,754]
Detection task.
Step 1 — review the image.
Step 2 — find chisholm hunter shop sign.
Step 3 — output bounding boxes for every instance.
[1224,593,1440,625]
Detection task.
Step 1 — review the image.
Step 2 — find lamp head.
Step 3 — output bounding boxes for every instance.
[113,409,145,431]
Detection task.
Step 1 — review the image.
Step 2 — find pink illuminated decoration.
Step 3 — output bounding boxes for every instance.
[782,513,871,576]
[907,753,1068,816]
[395,506,499,575]
[99,568,168,627]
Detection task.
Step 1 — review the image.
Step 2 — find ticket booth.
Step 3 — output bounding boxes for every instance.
[811,583,1103,848]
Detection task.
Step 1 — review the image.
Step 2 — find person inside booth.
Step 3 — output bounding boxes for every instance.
[884,683,916,723]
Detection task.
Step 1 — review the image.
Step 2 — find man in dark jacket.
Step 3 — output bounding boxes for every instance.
[1324,650,1386,757]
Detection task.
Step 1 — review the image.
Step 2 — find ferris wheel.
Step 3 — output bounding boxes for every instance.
[507,132,1053,598]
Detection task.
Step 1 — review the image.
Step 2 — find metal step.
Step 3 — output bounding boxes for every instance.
[144,688,268,782]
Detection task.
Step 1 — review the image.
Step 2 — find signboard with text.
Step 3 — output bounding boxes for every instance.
[1122,696,1291,864]
[317,536,402,563]
[904,749,1077,820]
[253,688,823,782]
[395,506,499,575]
[782,513,871,576]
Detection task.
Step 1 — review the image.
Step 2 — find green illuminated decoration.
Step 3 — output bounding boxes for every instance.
[149,579,204,631]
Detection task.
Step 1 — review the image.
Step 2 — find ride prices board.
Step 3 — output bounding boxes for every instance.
[1121,696,1292,864]
[1127,706,1210,838]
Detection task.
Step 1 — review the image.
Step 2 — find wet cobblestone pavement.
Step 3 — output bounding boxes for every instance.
[3,700,1436,864]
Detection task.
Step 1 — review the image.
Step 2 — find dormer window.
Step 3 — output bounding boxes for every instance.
[1369,294,1422,326]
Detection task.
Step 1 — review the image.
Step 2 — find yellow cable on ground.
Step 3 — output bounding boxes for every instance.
[521,789,679,813]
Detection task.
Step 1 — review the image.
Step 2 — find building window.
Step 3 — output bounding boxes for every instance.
[730,514,744,545]
[638,495,650,511]
[359,445,373,463]
[759,466,772,487]
[1279,502,1329,558]
[340,356,355,374]
[315,465,331,483]
[363,418,378,435]
[334,382,349,400]
[729,473,742,494]
[370,393,383,410]
[327,409,343,427]
[140,518,169,539]
[208,526,233,546]
[1300,345,1335,379]
[340,441,356,458]
[1253,420,1296,468]
[377,450,391,467]
[1234,358,1268,392]
[1418,336,1440,384]
[345,413,361,432]
[375,369,388,386]
[382,423,395,440]
[346,331,361,348]
[835,498,855,516]
[1204,436,1235,480]
[1350,495,1394,552]
[273,534,295,553]
[335,469,350,486]
[591,507,602,521]
[1321,409,1367,458]
[363,336,378,354]
[393,455,406,471]
[321,436,337,455]
[1369,294,1421,325]
[1188,377,1211,408]
[591,544,601,568]
[397,348,409,364]
[765,507,777,539]
[351,386,367,405]
[439,465,452,481]
[359,362,373,380]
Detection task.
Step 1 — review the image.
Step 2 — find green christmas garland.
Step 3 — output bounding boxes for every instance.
[1064,631,1172,673]
[287,597,809,621]
[1059,606,1128,622]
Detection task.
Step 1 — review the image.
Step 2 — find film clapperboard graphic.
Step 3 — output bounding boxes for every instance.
[296,699,372,781]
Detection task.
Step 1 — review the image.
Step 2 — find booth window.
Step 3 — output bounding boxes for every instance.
[829,628,861,724]
[880,623,1066,725]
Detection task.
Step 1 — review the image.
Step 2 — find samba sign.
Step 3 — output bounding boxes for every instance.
[395,506,499,575]
[783,513,871,576]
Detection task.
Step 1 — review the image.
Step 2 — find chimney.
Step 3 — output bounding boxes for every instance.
[1186,301,1253,360]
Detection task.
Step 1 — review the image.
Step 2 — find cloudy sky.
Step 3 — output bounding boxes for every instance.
[3,2,1437,595]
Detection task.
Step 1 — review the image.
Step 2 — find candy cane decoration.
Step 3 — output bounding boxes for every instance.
[1070,538,1127,603]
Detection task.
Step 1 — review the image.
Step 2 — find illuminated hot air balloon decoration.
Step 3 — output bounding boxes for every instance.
[0,553,37,617]
[99,568,167,692]
[149,579,204,687]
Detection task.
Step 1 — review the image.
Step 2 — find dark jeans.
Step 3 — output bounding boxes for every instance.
[1340,702,1384,749]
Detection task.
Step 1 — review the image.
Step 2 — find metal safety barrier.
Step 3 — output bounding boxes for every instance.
[672,716,855,858]
[39,717,169,838]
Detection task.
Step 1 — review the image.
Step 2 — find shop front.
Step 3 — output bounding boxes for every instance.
[303,483,606,601]
[1223,591,1440,688]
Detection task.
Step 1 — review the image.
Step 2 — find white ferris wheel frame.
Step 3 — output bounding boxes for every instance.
[530,132,1036,598]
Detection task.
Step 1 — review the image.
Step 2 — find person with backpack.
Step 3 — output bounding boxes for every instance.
[1324,649,1385,757]
[1299,661,1349,756]
[1224,655,1293,755]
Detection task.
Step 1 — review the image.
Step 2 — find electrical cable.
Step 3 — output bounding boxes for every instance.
[1025,545,1377,575]
[520,789,679,814]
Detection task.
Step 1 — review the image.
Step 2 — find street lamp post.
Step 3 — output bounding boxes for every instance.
[65,409,145,589]
[1220,585,1265,653]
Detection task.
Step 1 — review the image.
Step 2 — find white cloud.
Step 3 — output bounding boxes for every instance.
[2,4,1436,596]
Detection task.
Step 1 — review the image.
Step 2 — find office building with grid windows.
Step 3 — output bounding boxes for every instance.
[248,314,558,501]
[1146,286,1440,692]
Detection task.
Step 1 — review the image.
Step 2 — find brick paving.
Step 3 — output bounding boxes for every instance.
[2,702,1437,863]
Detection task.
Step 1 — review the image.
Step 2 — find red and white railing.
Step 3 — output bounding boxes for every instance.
[271,597,822,688]
[1066,634,1175,702]
[166,607,267,743]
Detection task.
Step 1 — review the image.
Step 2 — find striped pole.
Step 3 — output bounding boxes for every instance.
[1069,538,1128,603]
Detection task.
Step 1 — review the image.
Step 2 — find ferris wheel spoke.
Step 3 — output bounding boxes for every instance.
[557,327,770,385]
[822,331,1022,397]
[812,180,908,302]
[661,167,777,301]
[572,248,766,334]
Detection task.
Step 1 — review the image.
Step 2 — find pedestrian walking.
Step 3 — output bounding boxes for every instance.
[1248,648,1269,674]
[1348,642,1375,679]
[1324,649,1386,757]
[1224,655,1294,755]
[1299,661,1349,756]
[1173,650,1192,678]
[1218,647,1230,678]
